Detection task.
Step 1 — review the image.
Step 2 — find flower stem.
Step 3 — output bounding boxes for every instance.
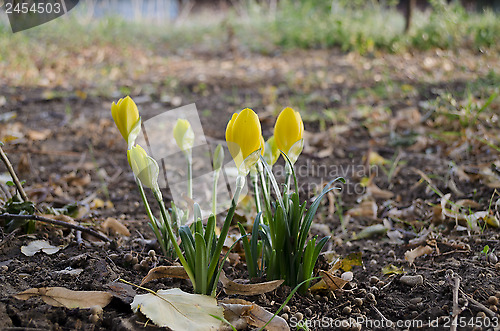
[136,178,168,257]
[187,154,193,200]
[250,171,262,213]
[154,191,195,284]
[212,169,220,216]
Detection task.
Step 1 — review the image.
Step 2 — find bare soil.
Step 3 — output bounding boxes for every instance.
[1,48,500,330]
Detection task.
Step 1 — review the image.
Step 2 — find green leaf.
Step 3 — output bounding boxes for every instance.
[195,233,207,294]
[179,226,196,273]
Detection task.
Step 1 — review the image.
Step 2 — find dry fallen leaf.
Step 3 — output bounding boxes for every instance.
[221,298,289,331]
[101,217,130,236]
[141,266,189,285]
[21,240,62,256]
[131,288,223,331]
[351,223,388,240]
[219,272,284,296]
[26,129,51,141]
[310,270,350,292]
[404,245,433,265]
[346,200,378,218]
[14,287,112,309]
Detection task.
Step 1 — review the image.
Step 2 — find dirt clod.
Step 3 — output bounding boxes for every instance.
[400,275,424,286]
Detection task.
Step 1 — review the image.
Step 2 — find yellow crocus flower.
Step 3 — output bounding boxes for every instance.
[173,119,195,153]
[274,107,304,164]
[111,96,141,148]
[225,108,263,173]
[127,144,161,197]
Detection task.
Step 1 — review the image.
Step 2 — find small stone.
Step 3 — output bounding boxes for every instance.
[281,313,289,321]
[148,250,156,257]
[369,276,379,285]
[314,294,322,301]
[487,296,499,306]
[351,321,362,331]
[283,305,290,314]
[90,305,102,315]
[400,275,423,287]
[354,298,363,307]
[145,257,152,263]
[490,305,498,313]
[366,293,376,302]
[133,264,141,271]
[140,259,149,268]
[495,291,500,298]
[131,256,138,265]
[476,311,486,319]
[294,312,303,321]
[340,319,350,330]
[496,263,500,271]
[89,314,99,324]
[1,265,8,272]
[342,306,352,315]
[305,308,312,316]
[388,250,395,258]
[123,253,133,262]
[487,253,498,264]
[409,297,422,304]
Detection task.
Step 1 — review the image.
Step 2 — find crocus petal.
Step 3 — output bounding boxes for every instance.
[111,96,140,145]
[225,108,262,172]
[274,107,304,161]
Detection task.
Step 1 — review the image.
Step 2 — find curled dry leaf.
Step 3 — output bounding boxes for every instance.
[140,266,189,285]
[351,223,388,240]
[219,271,284,296]
[131,288,223,331]
[101,217,130,236]
[221,298,289,331]
[310,270,350,292]
[21,240,62,256]
[367,182,394,200]
[346,200,378,218]
[404,245,433,265]
[14,287,112,309]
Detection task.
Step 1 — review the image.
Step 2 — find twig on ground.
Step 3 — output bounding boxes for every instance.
[371,304,394,328]
[0,144,28,201]
[0,213,110,242]
[0,228,20,249]
[460,289,497,318]
[449,271,461,331]
[76,230,84,247]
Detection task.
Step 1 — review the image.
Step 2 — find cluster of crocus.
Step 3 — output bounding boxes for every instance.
[112,97,334,296]
[226,107,337,293]
[111,97,243,296]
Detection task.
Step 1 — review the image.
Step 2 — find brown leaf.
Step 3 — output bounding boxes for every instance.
[219,272,284,296]
[346,200,378,218]
[220,298,289,331]
[14,287,112,309]
[367,183,394,199]
[105,282,137,304]
[404,245,433,265]
[26,129,51,141]
[101,217,130,236]
[141,266,189,285]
